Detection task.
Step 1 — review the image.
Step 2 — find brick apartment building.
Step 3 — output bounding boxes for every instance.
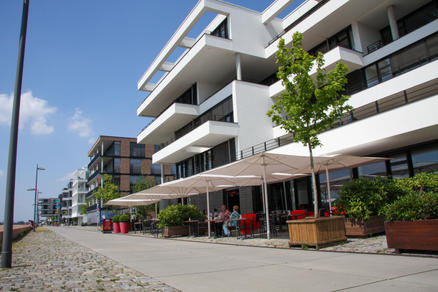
[86,136,174,224]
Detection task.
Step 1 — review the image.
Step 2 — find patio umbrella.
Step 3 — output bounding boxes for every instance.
[159,173,262,237]
[205,153,311,239]
[105,197,159,207]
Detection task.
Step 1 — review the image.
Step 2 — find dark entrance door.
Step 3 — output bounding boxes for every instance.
[223,188,240,210]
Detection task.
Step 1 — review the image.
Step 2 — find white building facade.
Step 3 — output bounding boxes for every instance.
[70,168,88,225]
[137,0,438,213]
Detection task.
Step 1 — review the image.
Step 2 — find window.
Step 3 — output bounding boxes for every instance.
[412,146,438,174]
[389,154,410,178]
[151,163,161,175]
[114,158,120,173]
[211,18,228,39]
[130,159,142,174]
[175,96,233,139]
[319,169,352,205]
[175,84,197,105]
[130,143,145,158]
[154,144,161,153]
[106,141,120,156]
[358,161,387,178]
[176,138,236,178]
[308,26,352,56]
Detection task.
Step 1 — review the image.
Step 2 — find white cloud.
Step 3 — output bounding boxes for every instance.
[58,170,75,182]
[68,108,93,139]
[0,91,56,135]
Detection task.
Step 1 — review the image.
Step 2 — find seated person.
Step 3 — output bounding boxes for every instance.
[230,205,240,228]
[211,208,219,219]
[217,205,231,236]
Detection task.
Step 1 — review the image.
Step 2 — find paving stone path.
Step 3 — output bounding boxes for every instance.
[0,228,179,292]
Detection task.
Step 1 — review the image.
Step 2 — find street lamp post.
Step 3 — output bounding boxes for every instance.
[27,165,45,231]
[1,0,30,269]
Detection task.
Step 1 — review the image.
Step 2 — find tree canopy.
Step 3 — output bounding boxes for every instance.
[93,174,119,204]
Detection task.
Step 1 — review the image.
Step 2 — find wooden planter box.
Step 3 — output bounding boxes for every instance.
[385,219,438,253]
[163,225,189,238]
[287,216,346,249]
[345,216,385,237]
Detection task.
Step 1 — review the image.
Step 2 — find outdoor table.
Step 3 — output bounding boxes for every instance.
[231,218,253,239]
[185,219,200,237]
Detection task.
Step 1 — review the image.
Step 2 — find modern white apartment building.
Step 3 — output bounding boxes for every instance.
[137,0,438,214]
[71,167,88,225]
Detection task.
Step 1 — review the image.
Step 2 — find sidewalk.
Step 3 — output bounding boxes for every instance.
[0,227,179,291]
[52,226,438,292]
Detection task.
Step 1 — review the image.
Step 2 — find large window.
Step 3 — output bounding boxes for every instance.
[381,1,438,44]
[151,163,161,175]
[176,139,236,179]
[175,96,233,139]
[130,142,145,158]
[211,18,228,39]
[345,32,438,95]
[308,26,353,56]
[114,158,120,173]
[130,159,142,174]
[175,84,197,105]
[358,161,387,178]
[389,154,410,178]
[412,146,438,174]
[106,141,120,156]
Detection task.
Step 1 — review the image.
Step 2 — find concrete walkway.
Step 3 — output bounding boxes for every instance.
[51,227,438,292]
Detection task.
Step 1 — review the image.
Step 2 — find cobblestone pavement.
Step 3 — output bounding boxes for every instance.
[0,228,179,292]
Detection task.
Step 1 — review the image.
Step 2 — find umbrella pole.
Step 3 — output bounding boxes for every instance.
[262,160,270,240]
[155,202,158,219]
[325,167,332,216]
[206,185,211,238]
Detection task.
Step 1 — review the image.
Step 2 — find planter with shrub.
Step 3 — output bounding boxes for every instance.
[119,214,130,234]
[158,204,205,237]
[384,173,438,253]
[335,177,405,237]
[112,215,120,233]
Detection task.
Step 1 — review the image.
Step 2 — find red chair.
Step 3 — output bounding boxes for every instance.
[240,213,258,235]
[289,210,306,220]
[306,211,315,217]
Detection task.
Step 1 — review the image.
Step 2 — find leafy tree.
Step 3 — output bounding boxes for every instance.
[267,32,351,217]
[132,176,157,216]
[93,174,119,204]
[79,201,89,215]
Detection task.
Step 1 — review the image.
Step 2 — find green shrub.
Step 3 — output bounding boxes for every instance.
[384,173,438,221]
[334,177,407,220]
[384,192,438,221]
[157,204,205,228]
[119,214,130,223]
[111,215,119,223]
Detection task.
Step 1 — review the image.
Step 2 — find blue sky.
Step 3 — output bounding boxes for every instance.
[0,0,303,222]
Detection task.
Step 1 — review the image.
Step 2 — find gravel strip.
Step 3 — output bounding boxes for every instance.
[0,227,179,292]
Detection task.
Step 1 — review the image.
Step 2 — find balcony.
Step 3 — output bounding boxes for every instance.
[87,154,100,169]
[87,170,100,183]
[138,103,198,144]
[269,46,363,98]
[152,120,239,164]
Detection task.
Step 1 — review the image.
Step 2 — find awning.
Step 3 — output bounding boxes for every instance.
[105,198,159,207]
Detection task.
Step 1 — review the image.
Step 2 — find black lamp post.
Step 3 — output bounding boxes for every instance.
[1,0,30,269]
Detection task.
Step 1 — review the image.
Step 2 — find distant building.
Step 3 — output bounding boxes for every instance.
[38,197,59,223]
[71,168,88,225]
[86,136,174,225]
[58,186,72,225]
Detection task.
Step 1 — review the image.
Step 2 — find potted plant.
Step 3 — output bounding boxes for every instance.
[119,214,130,234]
[112,215,120,233]
[384,173,438,253]
[335,177,405,237]
[158,204,204,237]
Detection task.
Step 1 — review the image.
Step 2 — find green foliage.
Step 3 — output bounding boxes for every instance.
[79,203,89,215]
[112,215,119,223]
[395,172,438,195]
[119,214,130,223]
[384,173,438,221]
[93,175,120,204]
[335,177,407,220]
[384,192,438,221]
[157,204,205,228]
[131,177,156,217]
[267,32,351,149]
[132,176,156,193]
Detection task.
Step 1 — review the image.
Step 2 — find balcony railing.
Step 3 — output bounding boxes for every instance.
[87,170,100,183]
[87,154,100,168]
[87,204,97,212]
[238,80,438,160]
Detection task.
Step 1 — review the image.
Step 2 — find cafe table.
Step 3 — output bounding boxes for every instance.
[231,217,253,239]
[184,219,200,237]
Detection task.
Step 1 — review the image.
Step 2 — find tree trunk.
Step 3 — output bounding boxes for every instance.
[308,144,319,218]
